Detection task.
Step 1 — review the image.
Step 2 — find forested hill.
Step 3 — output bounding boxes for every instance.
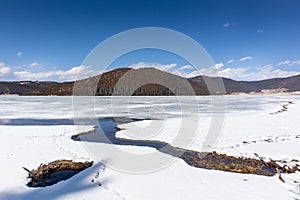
[1,68,299,96]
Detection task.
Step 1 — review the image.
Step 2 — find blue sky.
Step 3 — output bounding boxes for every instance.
[0,0,300,81]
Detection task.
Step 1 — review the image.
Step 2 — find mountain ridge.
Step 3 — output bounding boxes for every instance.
[1,68,299,95]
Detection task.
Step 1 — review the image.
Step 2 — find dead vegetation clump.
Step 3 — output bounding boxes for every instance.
[23,160,93,187]
[180,151,300,176]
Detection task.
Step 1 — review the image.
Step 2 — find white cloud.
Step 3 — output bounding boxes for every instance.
[129,62,177,71]
[227,59,234,64]
[186,65,238,78]
[243,65,300,80]
[278,60,291,66]
[214,63,224,70]
[239,56,253,62]
[177,65,193,71]
[30,62,39,67]
[128,62,194,79]
[257,29,264,33]
[0,62,11,77]
[8,60,300,82]
[14,65,96,81]
[170,63,300,81]
[171,63,225,78]
[17,52,22,57]
[278,60,300,66]
[223,22,230,27]
[290,61,300,66]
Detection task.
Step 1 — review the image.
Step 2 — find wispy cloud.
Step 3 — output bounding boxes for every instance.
[242,65,300,80]
[223,22,230,28]
[257,29,264,33]
[227,59,234,64]
[172,63,225,78]
[17,52,22,57]
[239,56,253,62]
[14,65,96,81]
[3,60,300,82]
[0,62,11,77]
[177,65,193,71]
[214,63,224,70]
[129,62,177,71]
[125,61,300,81]
[30,62,39,67]
[278,60,291,66]
[278,60,300,66]
[170,63,300,81]
[289,60,300,66]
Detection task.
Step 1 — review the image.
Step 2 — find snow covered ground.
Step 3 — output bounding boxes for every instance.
[0,95,300,199]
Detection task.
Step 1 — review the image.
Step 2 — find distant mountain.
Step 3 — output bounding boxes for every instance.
[189,74,300,94]
[1,69,300,96]
[188,76,257,94]
[0,81,58,95]
[248,74,300,92]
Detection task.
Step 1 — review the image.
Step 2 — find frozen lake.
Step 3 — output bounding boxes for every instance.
[1,94,300,200]
[0,95,298,123]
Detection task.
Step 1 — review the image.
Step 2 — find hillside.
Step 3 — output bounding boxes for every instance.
[0,81,58,95]
[188,76,257,94]
[189,74,300,94]
[248,74,300,92]
[23,68,208,96]
[2,68,300,96]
